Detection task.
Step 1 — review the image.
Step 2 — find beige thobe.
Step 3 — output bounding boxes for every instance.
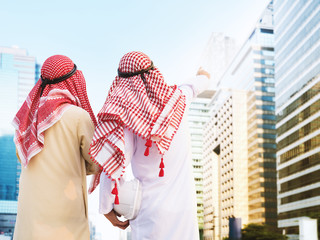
[14,105,97,240]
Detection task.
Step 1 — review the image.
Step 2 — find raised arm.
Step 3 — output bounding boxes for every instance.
[179,67,211,103]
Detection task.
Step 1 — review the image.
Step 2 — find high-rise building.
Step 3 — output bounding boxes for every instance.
[203,89,249,240]
[0,135,19,201]
[199,33,237,89]
[188,90,215,236]
[274,0,320,238]
[217,0,277,229]
[192,32,238,240]
[0,46,40,134]
[0,46,39,235]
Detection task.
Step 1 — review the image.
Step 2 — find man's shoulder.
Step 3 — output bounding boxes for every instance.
[62,105,91,121]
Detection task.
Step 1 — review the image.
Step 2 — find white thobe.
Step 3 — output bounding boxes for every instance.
[99,75,209,240]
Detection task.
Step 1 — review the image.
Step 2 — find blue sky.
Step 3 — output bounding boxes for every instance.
[1,0,270,238]
[1,0,270,113]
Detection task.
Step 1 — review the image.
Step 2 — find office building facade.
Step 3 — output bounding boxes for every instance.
[203,89,249,240]
[188,90,215,235]
[217,0,277,228]
[274,0,320,238]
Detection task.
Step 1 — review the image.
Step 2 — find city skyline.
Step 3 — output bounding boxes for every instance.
[0,1,304,239]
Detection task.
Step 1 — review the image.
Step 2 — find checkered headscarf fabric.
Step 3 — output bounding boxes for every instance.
[12,55,97,167]
[89,51,186,193]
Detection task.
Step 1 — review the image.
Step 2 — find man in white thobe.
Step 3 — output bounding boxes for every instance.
[89,51,210,239]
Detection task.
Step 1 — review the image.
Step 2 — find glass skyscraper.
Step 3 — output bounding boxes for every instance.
[0,135,19,201]
[274,0,320,238]
[0,47,40,135]
[0,46,39,236]
[218,0,277,228]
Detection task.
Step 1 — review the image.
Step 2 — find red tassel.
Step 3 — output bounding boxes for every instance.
[144,147,150,156]
[145,139,152,147]
[159,157,164,177]
[114,195,119,205]
[159,168,164,177]
[144,139,152,156]
[112,181,119,204]
[159,160,165,168]
[111,182,118,195]
[111,186,118,195]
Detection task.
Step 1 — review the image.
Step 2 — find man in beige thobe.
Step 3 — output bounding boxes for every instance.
[12,55,97,240]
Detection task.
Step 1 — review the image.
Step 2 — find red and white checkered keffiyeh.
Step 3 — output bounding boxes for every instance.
[12,55,97,167]
[89,52,186,198]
